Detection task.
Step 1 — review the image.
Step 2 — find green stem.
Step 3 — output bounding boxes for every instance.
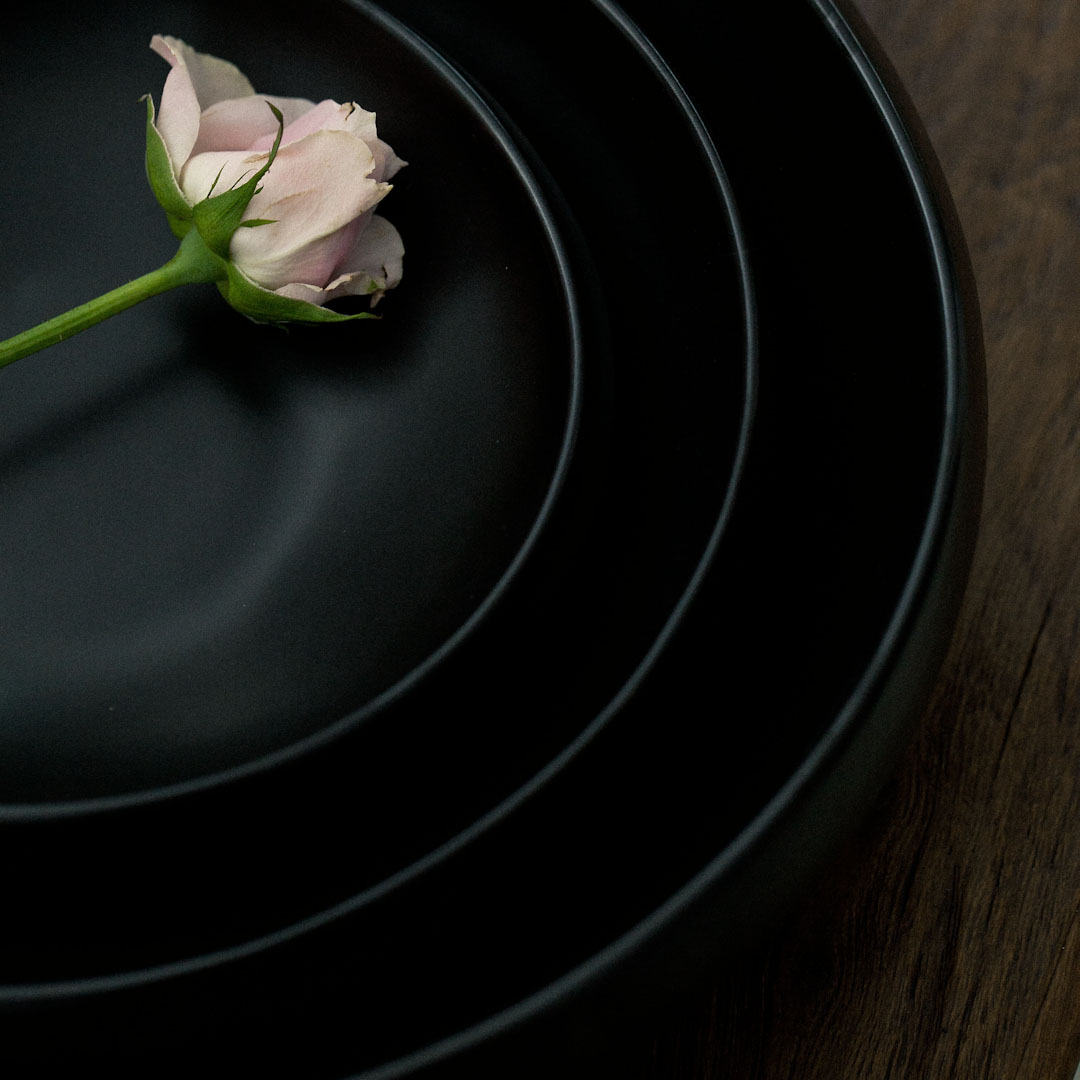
[0,228,226,370]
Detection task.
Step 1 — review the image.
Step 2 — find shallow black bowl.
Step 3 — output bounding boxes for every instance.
[0,0,982,1076]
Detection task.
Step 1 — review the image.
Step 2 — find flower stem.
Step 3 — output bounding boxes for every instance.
[0,228,226,370]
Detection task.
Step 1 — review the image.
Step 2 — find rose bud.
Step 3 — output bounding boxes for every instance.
[0,37,406,368]
[145,34,405,324]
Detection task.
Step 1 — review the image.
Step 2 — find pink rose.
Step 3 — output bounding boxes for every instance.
[149,34,404,308]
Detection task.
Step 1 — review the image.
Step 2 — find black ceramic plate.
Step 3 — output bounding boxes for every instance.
[0,0,982,1076]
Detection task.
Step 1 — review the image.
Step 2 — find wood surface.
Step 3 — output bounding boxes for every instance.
[641,0,1080,1076]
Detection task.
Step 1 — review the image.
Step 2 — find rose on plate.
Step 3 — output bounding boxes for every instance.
[0,36,406,368]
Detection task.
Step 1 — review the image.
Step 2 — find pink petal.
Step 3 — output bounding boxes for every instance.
[238,199,363,290]
[150,35,204,171]
[150,37,257,170]
[274,215,405,307]
[272,281,335,304]
[246,101,407,182]
[372,140,407,182]
[192,95,317,156]
[179,149,265,205]
[331,105,407,181]
[228,130,389,290]
[247,99,345,152]
[154,35,254,109]
[334,214,405,291]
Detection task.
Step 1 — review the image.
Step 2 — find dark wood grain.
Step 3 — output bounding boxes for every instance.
[643,0,1080,1076]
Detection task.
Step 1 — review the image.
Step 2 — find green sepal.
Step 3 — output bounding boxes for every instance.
[219,263,377,325]
[143,95,192,230]
[191,103,285,258]
[165,212,190,240]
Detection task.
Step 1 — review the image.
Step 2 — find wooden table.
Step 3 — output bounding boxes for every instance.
[637,0,1080,1075]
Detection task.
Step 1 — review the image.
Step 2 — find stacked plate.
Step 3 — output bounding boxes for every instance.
[0,0,982,1075]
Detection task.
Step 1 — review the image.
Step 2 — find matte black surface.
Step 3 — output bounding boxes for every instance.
[0,0,982,1077]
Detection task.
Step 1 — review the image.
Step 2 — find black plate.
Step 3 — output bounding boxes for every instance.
[0,0,982,1076]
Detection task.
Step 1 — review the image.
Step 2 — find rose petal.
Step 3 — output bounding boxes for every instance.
[334,214,405,291]
[179,149,266,205]
[323,104,388,175]
[156,36,254,108]
[180,128,388,216]
[150,36,257,170]
[272,281,334,305]
[150,35,204,171]
[247,99,347,152]
[246,101,407,181]
[330,106,407,181]
[275,214,404,306]
[373,140,408,182]
[228,131,389,290]
[236,200,362,290]
[245,130,381,221]
[192,94,317,156]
